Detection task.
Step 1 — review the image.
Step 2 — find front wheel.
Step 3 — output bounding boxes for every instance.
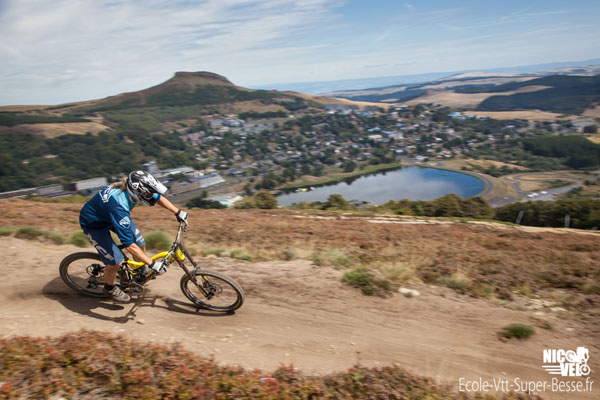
[180,269,245,312]
[59,252,113,297]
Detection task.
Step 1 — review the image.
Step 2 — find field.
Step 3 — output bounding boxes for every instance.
[408,85,550,108]
[0,121,109,138]
[0,198,599,398]
[504,171,585,192]
[468,110,577,121]
[583,105,600,118]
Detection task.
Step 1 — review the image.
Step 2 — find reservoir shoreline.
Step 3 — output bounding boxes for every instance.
[276,163,487,206]
[277,162,489,198]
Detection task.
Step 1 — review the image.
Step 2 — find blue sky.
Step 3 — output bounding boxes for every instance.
[1,0,599,105]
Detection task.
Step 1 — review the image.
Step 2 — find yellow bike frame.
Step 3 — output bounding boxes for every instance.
[124,222,190,280]
[127,248,186,269]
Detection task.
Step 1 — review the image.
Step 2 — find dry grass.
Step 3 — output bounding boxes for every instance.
[506,171,585,192]
[0,121,109,138]
[468,110,577,121]
[407,85,549,108]
[409,90,497,107]
[459,159,527,171]
[586,133,600,144]
[582,105,600,118]
[0,105,51,112]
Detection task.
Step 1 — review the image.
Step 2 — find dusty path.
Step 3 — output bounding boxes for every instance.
[1,237,597,399]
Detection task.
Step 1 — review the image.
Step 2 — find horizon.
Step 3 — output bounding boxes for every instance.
[251,57,600,94]
[1,0,600,105]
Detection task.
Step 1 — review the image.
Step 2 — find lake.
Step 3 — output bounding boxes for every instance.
[276,166,485,206]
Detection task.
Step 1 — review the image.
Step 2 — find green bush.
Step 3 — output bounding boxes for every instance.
[14,227,64,244]
[144,231,171,250]
[254,190,278,209]
[69,231,90,248]
[500,323,535,340]
[371,194,493,219]
[494,198,600,229]
[439,272,472,294]
[44,231,65,245]
[310,250,354,268]
[0,226,17,236]
[14,226,44,240]
[342,267,394,297]
[202,247,224,257]
[282,249,296,261]
[230,249,254,261]
[234,190,279,209]
[322,194,357,211]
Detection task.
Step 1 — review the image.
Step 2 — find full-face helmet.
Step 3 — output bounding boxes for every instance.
[126,170,167,206]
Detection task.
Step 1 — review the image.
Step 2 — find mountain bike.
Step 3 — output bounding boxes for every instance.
[59,222,244,312]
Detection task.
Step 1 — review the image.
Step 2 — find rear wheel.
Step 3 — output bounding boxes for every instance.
[180,269,245,312]
[59,252,117,297]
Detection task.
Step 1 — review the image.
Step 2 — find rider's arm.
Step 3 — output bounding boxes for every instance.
[126,242,153,265]
[157,196,179,214]
[158,196,188,225]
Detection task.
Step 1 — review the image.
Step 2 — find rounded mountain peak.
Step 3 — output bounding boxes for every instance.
[170,71,233,86]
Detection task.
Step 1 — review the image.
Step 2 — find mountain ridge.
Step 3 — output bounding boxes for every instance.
[89,71,243,109]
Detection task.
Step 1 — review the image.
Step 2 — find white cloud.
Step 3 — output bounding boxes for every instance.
[0,0,344,104]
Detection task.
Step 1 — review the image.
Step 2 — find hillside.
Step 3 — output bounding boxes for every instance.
[326,67,600,114]
[0,71,341,137]
[76,71,284,112]
[475,75,600,114]
[0,199,598,399]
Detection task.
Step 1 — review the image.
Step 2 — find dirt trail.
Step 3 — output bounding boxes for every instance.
[1,237,597,399]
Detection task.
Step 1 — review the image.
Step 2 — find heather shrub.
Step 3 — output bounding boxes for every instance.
[500,323,535,340]
[0,331,543,399]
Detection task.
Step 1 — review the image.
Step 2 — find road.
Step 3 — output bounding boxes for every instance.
[501,171,585,204]
[420,161,589,207]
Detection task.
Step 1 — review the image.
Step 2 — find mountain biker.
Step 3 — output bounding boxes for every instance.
[79,170,189,302]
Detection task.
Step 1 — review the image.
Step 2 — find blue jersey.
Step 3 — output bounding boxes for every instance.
[79,186,160,246]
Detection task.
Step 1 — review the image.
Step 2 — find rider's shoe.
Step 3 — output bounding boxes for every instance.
[104,285,131,303]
